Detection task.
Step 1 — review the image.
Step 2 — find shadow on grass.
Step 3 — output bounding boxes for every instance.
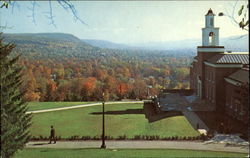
[143,102,182,123]
[32,143,50,146]
[90,109,144,115]
[224,144,249,149]
[90,102,182,123]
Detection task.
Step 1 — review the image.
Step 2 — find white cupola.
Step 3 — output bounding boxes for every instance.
[202,9,219,46]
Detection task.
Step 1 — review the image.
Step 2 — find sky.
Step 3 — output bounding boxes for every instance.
[0,1,248,44]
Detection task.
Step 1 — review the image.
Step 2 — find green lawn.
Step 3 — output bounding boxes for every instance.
[14,148,248,158]
[30,103,199,138]
[27,102,95,111]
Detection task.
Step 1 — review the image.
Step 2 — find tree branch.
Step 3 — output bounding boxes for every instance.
[1,0,87,28]
[57,0,87,25]
[45,0,57,28]
[27,1,37,25]
[220,1,248,31]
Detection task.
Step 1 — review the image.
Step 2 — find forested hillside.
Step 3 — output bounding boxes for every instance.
[3,33,192,101]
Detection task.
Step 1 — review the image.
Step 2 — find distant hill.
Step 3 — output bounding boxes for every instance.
[82,39,133,50]
[2,32,247,60]
[2,33,99,59]
[221,35,249,52]
[82,35,249,52]
[3,33,86,45]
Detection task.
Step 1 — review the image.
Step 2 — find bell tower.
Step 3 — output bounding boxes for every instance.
[202,8,219,46]
[195,9,225,99]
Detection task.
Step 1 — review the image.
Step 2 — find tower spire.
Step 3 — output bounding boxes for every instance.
[202,8,219,46]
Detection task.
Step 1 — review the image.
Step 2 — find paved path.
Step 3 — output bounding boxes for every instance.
[26,141,249,153]
[158,93,209,132]
[182,111,209,131]
[26,101,143,114]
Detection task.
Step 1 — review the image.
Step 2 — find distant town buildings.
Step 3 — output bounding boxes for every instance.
[190,9,249,126]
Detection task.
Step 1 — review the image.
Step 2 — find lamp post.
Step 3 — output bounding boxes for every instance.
[100,92,106,149]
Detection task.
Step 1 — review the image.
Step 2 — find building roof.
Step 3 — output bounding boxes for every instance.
[206,8,215,16]
[226,68,249,84]
[206,53,249,64]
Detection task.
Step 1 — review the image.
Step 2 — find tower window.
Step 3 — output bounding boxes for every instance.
[210,18,213,26]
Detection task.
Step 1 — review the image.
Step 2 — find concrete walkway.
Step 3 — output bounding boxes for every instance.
[26,101,143,114]
[158,93,209,132]
[182,111,209,131]
[26,141,249,153]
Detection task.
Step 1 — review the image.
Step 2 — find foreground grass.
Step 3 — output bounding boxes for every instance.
[27,102,95,111]
[14,148,248,158]
[30,103,199,138]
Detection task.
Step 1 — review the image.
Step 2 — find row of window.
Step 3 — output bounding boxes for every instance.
[205,70,214,82]
[225,87,246,121]
[206,84,215,103]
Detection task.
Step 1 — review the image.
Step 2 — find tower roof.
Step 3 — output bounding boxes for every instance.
[206,8,215,16]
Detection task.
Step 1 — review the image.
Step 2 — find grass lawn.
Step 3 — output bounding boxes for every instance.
[14,148,248,158]
[30,103,199,138]
[27,102,95,111]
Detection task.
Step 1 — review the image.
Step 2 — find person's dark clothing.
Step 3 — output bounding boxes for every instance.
[51,128,55,137]
[49,128,56,144]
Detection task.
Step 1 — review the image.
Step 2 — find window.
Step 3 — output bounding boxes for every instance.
[230,98,233,109]
[234,99,241,112]
[206,85,208,98]
[209,86,211,100]
[211,86,214,102]
[210,18,213,26]
[209,32,214,46]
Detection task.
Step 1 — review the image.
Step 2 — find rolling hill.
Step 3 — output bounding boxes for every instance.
[2,33,99,59]
[2,33,247,60]
[83,35,249,52]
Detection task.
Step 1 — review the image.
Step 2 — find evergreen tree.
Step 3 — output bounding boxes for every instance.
[0,36,32,158]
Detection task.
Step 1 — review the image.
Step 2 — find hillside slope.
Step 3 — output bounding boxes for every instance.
[2,33,99,59]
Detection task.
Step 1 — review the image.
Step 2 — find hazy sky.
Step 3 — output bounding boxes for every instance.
[0,1,248,44]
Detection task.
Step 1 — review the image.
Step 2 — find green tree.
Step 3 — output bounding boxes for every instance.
[0,37,32,158]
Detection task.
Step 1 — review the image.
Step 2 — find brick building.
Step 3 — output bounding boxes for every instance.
[190,9,249,129]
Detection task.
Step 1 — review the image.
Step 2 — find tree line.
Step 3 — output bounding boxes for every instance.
[19,56,190,102]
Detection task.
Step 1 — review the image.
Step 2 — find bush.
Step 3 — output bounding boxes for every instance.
[30,134,204,141]
[117,135,127,140]
[81,136,91,140]
[92,136,100,140]
[133,135,141,140]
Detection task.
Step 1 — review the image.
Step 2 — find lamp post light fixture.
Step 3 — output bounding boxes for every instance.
[100,92,106,149]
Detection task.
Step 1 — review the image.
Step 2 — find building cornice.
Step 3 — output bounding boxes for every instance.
[202,27,219,29]
[193,59,198,62]
[225,78,241,86]
[197,47,225,53]
[204,61,243,68]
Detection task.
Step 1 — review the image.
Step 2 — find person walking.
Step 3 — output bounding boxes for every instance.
[49,125,56,144]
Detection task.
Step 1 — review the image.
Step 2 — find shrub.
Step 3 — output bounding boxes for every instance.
[133,135,141,140]
[117,135,127,140]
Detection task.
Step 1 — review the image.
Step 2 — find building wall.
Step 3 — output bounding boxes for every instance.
[190,65,194,89]
[190,60,198,93]
[196,51,219,99]
[204,65,216,107]
[225,82,249,124]
[214,67,239,113]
